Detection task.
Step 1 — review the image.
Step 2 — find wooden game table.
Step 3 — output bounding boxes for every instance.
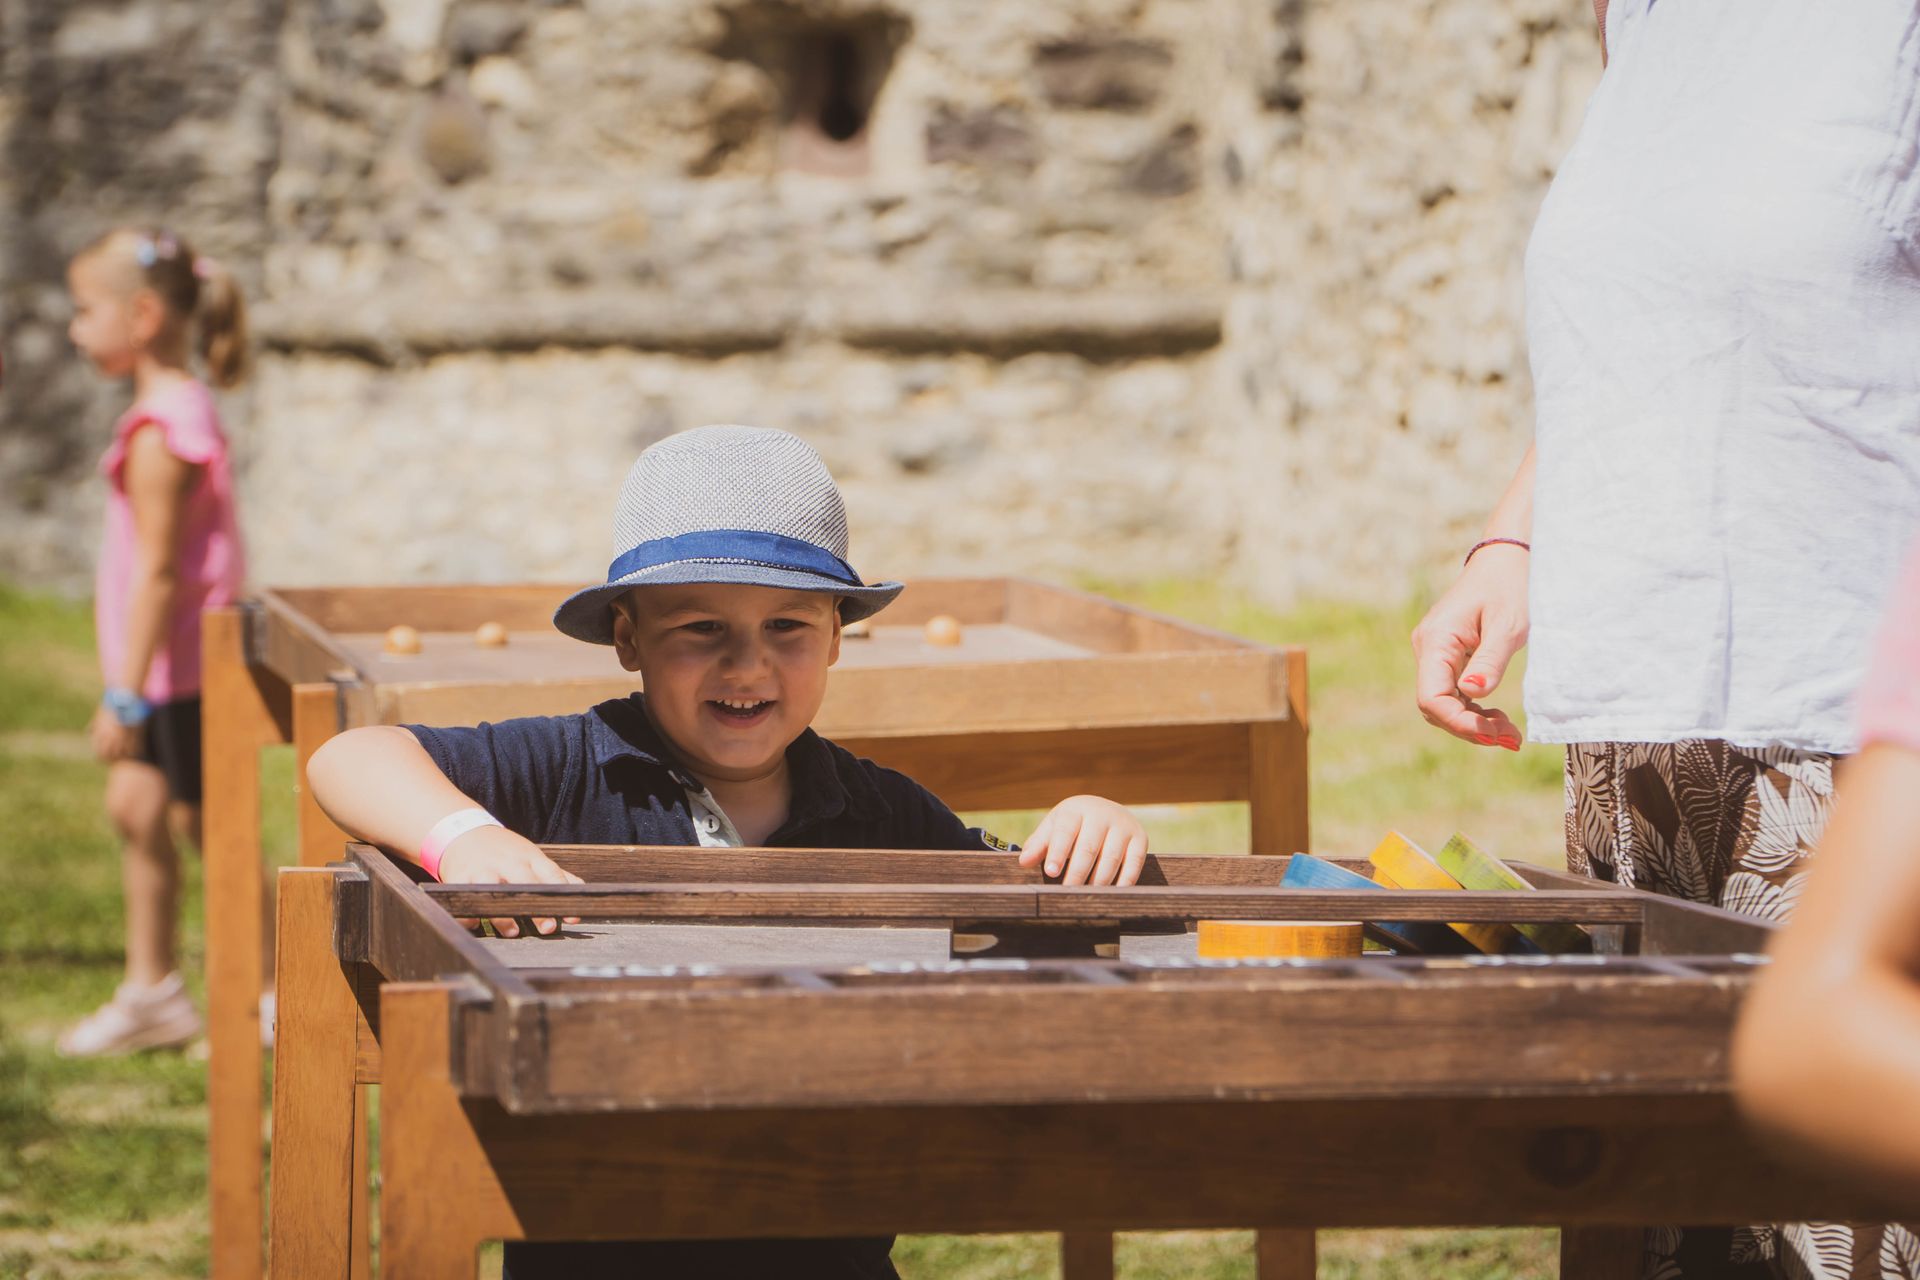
[266,844,1902,1280]
[202,579,1308,1280]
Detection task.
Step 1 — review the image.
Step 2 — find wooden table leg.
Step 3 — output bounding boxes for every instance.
[1249,653,1312,1270]
[350,1086,372,1280]
[1256,1228,1316,1279]
[293,684,350,867]
[1560,1226,1644,1280]
[1247,651,1309,858]
[267,868,361,1279]
[290,684,368,1277]
[205,607,289,1280]
[1061,1231,1115,1280]
[380,982,519,1280]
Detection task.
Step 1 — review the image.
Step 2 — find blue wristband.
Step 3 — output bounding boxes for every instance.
[102,688,152,726]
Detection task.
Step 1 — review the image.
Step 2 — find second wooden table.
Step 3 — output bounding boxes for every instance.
[201,577,1308,1280]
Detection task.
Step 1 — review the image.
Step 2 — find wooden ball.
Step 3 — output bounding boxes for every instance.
[923,614,963,647]
[474,621,509,648]
[383,624,422,656]
[842,617,872,639]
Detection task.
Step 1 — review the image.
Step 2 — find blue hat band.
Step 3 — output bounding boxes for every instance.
[606,529,865,588]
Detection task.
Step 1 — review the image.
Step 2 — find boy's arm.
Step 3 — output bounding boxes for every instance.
[306,725,582,937]
[877,769,1018,854]
[306,726,490,858]
[1731,743,1920,1198]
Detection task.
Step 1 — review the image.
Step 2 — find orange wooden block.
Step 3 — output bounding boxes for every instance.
[1197,919,1363,960]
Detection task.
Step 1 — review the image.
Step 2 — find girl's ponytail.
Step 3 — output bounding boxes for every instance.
[193,257,250,389]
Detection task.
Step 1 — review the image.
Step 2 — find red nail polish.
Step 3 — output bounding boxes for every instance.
[1461,674,1485,690]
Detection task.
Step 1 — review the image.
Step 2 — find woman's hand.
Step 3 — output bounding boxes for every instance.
[1412,543,1530,750]
[1018,796,1150,886]
[436,827,584,938]
[89,704,142,763]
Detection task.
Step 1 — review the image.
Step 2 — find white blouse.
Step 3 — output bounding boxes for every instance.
[1523,0,1920,752]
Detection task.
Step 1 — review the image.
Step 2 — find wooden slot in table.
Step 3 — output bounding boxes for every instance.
[205,578,1309,1280]
[266,846,1902,1280]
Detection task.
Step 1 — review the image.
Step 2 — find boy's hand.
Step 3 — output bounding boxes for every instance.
[436,827,585,938]
[89,705,142,763]
[1018,796,1149,886]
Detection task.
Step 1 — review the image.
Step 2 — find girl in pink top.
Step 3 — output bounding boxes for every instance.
[1734,538,1920,1201]
[60,227,250,1056]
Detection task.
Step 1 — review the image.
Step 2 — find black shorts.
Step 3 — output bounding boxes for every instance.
[137,697,203,805]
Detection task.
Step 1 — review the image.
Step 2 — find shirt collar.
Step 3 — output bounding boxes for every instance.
[587,694,890,830]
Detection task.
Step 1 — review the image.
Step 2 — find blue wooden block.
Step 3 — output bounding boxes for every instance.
[1280,854,1477,956]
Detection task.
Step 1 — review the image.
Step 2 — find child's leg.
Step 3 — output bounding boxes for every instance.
[59,759,202,1055]
[109,759,180,986]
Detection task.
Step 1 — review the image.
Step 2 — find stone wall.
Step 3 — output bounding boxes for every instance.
[0,0,1600,604]
[0,0,278,581]
[1212,0,1601,602]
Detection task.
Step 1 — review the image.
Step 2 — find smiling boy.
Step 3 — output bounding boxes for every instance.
[307,424,1149,1279]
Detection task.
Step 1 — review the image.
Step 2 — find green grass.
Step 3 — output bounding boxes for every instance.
[969,581,1566,867]
[0,585,297,1278]
[0,580,1563,1278]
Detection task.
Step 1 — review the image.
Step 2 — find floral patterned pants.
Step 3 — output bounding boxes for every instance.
[1565,741,1919,1280]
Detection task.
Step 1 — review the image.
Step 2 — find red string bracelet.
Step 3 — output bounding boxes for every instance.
[1464,537,1530,566]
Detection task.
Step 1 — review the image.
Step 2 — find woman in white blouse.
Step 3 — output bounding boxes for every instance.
[1412,1,1920,1275]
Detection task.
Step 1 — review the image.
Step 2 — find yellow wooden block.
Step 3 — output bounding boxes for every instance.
[1196,919,1364,960]
[1367,831,1517,955]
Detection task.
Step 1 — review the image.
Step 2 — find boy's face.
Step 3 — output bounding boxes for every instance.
[611,583,842,783]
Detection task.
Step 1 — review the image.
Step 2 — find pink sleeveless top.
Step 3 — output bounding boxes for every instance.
[96,380,246,702]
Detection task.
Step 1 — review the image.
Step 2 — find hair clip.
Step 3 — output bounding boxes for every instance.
[193,256,215,280]
[134,233,181,270]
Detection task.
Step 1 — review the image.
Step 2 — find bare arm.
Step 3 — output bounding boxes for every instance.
[308,725,494,860]
[1411,445,1535,749]
[118,425,195,694]
[307,726,582,936]
[90,427,196,762]
[1732,744,1920,1200]
[1479,445,1534,551]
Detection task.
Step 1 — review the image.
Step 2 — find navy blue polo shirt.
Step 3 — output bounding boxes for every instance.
[407,691,1001,854]
[407,692,1003,1280]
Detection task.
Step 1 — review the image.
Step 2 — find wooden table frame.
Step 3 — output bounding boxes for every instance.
[204,579,1309,1279]
[268,845,1903,1280]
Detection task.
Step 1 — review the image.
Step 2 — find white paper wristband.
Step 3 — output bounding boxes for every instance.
[420,807,502,881]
